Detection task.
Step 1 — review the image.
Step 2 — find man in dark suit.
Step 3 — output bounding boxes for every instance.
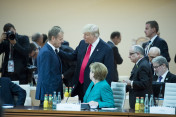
[107,31,123,82]
[0,23,30,84]
[35,26,64,106]
[0,77,26,106]
[152,56,176,99]
[142,20,171,62]
[60,41,76,87]
[152,56,176,83]
[59,24,114,101]
[124,45,153,109]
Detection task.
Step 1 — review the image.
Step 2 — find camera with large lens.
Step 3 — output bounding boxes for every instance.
[6,31,15,40]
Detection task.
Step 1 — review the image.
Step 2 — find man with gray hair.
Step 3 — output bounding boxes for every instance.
[35,26,64,106]
[124,45,153,109]
[152,56,176,83]
[59,24,114,101]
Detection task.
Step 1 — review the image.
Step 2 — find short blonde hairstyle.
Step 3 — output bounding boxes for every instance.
[82,24,100,38]
[89,62,108,81]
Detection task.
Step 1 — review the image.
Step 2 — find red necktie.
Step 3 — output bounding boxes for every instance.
[79,44,92,84]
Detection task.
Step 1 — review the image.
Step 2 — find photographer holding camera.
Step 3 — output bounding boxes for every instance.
[0,23,30,84]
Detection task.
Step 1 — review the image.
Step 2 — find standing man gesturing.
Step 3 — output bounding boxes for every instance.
[35,26,64,106]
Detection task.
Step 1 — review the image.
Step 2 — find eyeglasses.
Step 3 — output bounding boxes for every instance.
[129,52,137,56]
[153,64,162,69]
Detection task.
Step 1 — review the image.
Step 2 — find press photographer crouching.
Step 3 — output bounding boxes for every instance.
[0,23,30,84]
[27,43,39,86]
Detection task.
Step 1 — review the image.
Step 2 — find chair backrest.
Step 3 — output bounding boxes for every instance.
[19,84,31,106]
[12,81,19,85]
[163,83,176,107]
[111,82,126,109]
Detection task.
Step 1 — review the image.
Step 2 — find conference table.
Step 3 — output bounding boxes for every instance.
[4,106,175,117]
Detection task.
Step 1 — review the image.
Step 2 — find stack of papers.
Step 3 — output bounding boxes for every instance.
[150,106,175,115]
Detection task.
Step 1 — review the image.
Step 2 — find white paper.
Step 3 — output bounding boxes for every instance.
[150,106,175,115]
[101,108,117,110]
[56,103,81,111]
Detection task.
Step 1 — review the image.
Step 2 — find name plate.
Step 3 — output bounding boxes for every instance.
[150,106,175,115]
[56,103,81,111]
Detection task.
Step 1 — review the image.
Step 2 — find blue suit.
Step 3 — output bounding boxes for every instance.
[83,80,114,108]
[35,43,63,101]
[59,39,114,95]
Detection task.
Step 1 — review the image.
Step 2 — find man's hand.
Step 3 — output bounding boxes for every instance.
[0,33,6,43]
[9,39,16,45]
[123,80,132,86]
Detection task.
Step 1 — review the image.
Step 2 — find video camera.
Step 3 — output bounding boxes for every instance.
[6,31,15,40]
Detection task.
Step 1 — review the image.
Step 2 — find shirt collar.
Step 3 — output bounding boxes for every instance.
[110,40,115,45]
[91,37,100,48]
[136,57,143,65]
[47,42,59,52]
[150,35,157,44]
[161,70,169,80]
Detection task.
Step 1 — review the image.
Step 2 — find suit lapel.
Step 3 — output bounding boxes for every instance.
[164,72,170,82]
[80,43,89,62]
[150,36,159,48]
[88,39,103,64]
[46,43,62,73]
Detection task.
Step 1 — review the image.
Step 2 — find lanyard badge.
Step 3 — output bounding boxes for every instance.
[8,59,14,72]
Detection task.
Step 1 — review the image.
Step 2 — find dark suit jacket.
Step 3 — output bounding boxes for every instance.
[0,77,26,106]
[107,41,123,82]
[152,72,176,98]
[127,57,153,109]
[153,72,176,83]
[59,39,114,94]
[60,45,76,87]
[35,43,63,101]
[0,34,30,84]
[142,36,171,62]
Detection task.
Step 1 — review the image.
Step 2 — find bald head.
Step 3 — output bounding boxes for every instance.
[148,47,160,62]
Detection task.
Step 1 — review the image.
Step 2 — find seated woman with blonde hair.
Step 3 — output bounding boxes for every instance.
[83,62,114,108]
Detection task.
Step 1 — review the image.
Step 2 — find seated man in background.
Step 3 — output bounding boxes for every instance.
[152,56,176,83]
[148,47,161,75]
[152,56,176,99]
[0,77,26,106]
[83,62,114,108]
[148,47,160,63]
